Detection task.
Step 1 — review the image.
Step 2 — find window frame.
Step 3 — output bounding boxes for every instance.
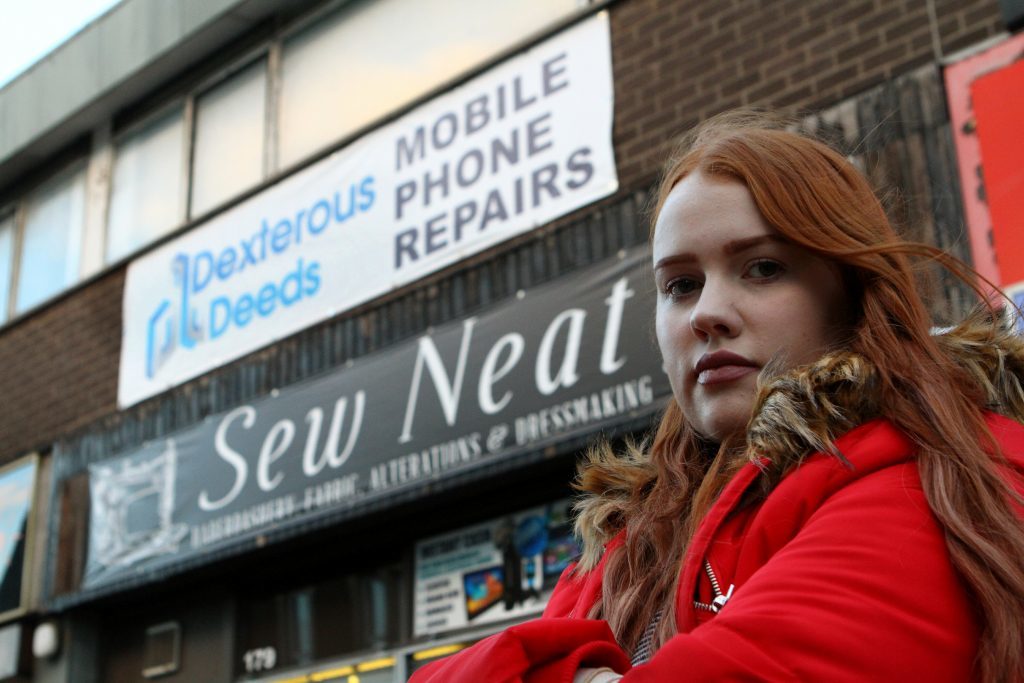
[104,98,191,266]
[6,159,89,318]
[272,0,592,171]
[187,52,275,220]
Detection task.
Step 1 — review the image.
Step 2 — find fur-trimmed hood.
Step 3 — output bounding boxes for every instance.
[748,307,1024,468]
[574,307,1024,565]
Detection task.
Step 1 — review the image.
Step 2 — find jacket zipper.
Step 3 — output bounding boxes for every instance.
[693,560,735,614]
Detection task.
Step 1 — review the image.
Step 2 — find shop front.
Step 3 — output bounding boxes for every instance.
[36,15,679,680]
[48,238,670,681]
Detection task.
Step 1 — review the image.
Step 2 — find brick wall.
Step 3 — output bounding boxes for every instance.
[0,271,122,459]
[611,0,1003,189]
[0,0,1006,463]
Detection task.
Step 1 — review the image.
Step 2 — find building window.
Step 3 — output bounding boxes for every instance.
[278,0,582,167]
[236,564,403,677]
[190,59,268,218]
[0,214,13,323]
[0,0,590,326]
[15,165,86,313]
[106,106,186,264]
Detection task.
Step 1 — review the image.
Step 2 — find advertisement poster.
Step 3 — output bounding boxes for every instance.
[413,499,579,635]
[82,247,670,591]
[0,457,36,620]
[119,13,617,408]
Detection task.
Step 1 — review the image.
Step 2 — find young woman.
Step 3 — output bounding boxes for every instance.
[409,113,1024,683]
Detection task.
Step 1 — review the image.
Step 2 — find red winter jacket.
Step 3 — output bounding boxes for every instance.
[410,413,1024,682]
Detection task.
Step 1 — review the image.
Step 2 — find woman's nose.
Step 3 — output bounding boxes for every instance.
[689,281,741,339]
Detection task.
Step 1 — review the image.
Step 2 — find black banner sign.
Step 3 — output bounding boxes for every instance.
[83,248,670,589]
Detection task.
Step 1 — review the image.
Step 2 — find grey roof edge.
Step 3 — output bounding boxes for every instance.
[0,0,311,192]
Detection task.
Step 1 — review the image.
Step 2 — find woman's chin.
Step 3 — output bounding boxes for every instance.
[687,389,756,444]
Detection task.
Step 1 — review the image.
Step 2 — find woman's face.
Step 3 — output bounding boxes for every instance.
[653,171,849,443]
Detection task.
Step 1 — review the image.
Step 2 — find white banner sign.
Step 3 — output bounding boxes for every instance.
[119,14,617,407]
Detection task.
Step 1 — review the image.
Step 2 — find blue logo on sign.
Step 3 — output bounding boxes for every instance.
[144,176,376,379]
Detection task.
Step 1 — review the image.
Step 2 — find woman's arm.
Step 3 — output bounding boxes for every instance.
[408,618,629,683]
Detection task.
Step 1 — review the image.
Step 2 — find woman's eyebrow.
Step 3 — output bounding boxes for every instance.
[722,234,785,255]
[653,253,697,270]
[654,234,785,271]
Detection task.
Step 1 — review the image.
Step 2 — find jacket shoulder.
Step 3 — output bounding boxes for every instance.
[543,532,623,619]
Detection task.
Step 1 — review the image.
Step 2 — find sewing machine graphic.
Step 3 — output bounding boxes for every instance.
[90,439,189,568]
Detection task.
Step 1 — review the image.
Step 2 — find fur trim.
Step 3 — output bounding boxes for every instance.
[746,351,879,471]
[574,306,1024,563]
[933,308,1024,421]
[573,439,655,570]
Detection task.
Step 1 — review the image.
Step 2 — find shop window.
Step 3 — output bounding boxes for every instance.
[0,214,13,323]
[15,164,86,313]
[0,456,37,620]
[106,106,185,264]
[237,565,403,678]
[190,59,268,217]
[278,0,582,167]
[142,621,181,678]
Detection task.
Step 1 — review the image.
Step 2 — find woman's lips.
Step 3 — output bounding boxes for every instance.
[697,364,759,385]
[694,350,760,386]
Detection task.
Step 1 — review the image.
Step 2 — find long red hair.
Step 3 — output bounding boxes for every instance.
[576,111,1024,681]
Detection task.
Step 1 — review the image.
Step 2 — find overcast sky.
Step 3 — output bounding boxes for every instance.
[0,0,123,88]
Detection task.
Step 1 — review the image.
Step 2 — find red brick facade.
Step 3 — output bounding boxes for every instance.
[612,0,1002,188]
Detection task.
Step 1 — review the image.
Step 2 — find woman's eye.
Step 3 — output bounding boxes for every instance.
[665,278,700,298]
[746,260,784,279]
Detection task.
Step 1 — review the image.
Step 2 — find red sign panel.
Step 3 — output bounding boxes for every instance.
[945,34,1024,292]
[972,59,1024,285]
